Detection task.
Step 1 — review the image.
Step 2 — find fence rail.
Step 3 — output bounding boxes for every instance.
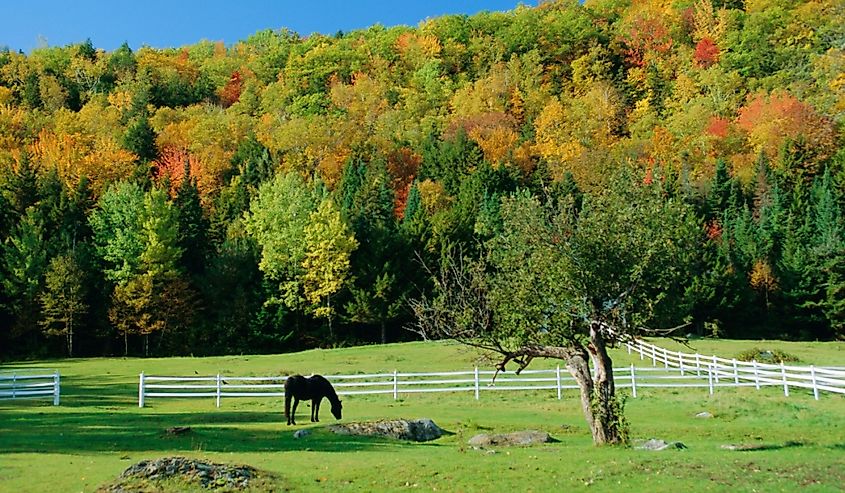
[625,339,845,400]
[138,348,845,407]
[0,369,60,405]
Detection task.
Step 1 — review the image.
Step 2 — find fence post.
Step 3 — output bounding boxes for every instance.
[556,365,562,400]
[11,372,16,400]
[712,355,719,383]
[393,370,398,400]
[651,346,656,366]
[216,374,222,408]
[474,367,480,400]
[781,362,789,397]
[695,354,701,376]
[627,343,631,355]
[53,371,60,406]
[752,360,760,390]
[630,364,637,398]
[640,344,644,361]
[138,372,145,408]
[679,352,685,376]
[663,348,669,369]
[810,366,819,401]
[708,365,714,396]
[732,359,739,385]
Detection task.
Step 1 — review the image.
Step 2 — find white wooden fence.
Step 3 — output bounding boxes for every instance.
[0,369,61,405]
[138,345,845,408]
[625,339,845,399]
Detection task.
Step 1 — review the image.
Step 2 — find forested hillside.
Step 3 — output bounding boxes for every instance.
[1,0,843,358]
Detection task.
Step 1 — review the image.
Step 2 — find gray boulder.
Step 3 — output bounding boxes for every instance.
[468,430,554,448]
[329,418,446,442]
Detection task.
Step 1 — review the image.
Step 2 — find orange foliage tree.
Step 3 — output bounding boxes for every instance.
[735,92,837,177]
[218,70,244,108]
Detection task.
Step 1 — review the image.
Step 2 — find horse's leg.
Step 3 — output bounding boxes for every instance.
[312,398,321,422]
[285,395,292,425]
[290,398,300,425]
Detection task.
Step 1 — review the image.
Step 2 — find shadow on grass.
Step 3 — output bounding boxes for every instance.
[0,403,405,455]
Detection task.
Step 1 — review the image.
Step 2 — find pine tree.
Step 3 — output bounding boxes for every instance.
[123,116,157,162]
[175,164,209,278]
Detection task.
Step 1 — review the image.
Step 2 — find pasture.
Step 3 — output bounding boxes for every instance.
[1,339,844,492]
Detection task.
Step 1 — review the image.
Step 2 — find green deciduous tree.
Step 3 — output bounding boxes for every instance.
[245,171,321,310]
[39,253,87,356]
[302,197,358,339]
[413,174,700,445]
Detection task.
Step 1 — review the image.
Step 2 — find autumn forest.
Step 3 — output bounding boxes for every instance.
[1,0,843,359]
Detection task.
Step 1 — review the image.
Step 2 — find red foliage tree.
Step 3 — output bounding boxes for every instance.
[387,147,422,218]
[694,37,720,68]
[622,15,674,67]
[219,70,244,108]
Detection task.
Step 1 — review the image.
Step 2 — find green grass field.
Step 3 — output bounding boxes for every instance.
[1,339,844,492]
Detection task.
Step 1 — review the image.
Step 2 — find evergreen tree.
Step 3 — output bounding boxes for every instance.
[342,161,406,343]
[806,168,845,338]
[123,116,157,162]
[1,207,48,343]
[175,164,209,278]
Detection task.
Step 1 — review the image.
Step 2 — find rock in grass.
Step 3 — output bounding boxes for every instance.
[695,412,714,419]
[293,429,311,439]
[635,438,687,451]
[98,456,261,492]
[165,426,192,435]
[721,441,804,451]
[329,418,446,442]
[468,430,555,448]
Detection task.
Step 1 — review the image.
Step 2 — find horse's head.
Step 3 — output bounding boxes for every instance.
[331,399,343,420]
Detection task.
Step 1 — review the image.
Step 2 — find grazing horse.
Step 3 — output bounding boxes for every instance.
[284,374,342,425]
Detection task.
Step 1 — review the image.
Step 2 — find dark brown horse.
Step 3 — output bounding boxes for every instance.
[284,374,342,425]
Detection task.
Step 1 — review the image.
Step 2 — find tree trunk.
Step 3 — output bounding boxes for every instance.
[380,321,386,344]
[327,296,333,341]
[565,325,626,446]
[566,347,598,438]
[124,331,128,356]
[67,313,73,357]
[588,323,625,445]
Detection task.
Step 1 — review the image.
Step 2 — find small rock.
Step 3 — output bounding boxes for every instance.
[293,429,312,439]
[635,438,687,451]
[695,412,714,419]
[165,426,192,435]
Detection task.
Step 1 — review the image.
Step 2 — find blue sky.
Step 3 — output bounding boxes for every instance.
[2,1,527,53]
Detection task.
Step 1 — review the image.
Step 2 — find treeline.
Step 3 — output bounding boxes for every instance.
[1,0,843,358]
